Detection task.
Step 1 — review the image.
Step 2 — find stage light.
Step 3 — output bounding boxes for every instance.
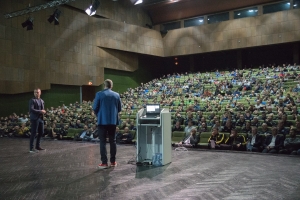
[21,17,33,30]
[48,9,61,25]
[85,0,100,16]
[134,0,142,5]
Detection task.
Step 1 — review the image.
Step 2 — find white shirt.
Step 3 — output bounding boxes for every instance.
[269,136,276,148]
[251,135,256,145]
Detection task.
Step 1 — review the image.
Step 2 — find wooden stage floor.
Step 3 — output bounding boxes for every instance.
[0,138,300,200]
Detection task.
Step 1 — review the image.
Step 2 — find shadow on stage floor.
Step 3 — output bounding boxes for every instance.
[0,138,300,200]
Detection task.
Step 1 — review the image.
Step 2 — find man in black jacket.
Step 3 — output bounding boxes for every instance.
[172,121,183,132]
[29,88,46,153]
[221,129,246,151]
[246,127,262,152]
[262,127,284,153]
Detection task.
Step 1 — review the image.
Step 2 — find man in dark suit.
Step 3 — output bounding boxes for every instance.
[93,79,122,169]
[246,126,262,152]
[262,127,284,153]
[29,88,46,153]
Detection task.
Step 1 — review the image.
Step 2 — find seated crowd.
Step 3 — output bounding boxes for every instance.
[1,63,300,155]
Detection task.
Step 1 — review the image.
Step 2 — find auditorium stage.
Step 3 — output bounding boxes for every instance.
[0,138,300,200]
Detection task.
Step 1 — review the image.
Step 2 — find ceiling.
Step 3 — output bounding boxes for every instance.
[136,0,283,25]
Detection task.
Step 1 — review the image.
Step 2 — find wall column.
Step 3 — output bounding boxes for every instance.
[80,86,82,104]
[190,55,195,72]
[237,50,242,69]
[293,43,299,64]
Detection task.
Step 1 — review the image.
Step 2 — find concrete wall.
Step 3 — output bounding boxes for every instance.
[163,9,300,56]
[0,0,152,94]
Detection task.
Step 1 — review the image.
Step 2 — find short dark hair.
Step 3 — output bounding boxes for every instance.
[104,79,113,88]
[231,128,237,134]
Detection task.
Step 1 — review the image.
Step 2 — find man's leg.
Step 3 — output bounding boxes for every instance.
[261,148,268,153]
[279,149,288,154]
[98,125,108,164]
[269,149,278,154]
[30,120,38,151]
[107,125,116,163]
[251,147,259,152]
[35,119,44,149]
[246,143,253,151]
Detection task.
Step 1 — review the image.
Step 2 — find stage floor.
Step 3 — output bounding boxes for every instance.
[0,138,300,200]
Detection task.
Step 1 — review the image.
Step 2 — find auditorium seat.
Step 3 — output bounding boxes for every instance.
[198,132,211,148]
[171,131,185,144]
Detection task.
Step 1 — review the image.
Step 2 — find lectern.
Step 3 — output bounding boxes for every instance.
[136,108,171,166]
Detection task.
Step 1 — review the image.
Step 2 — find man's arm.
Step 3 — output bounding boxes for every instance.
[92,93,100,115]
[216,134,224,144]
[275,136,284,149]
[118,95,122,113]
[254,135,262,147]
[263,136,270,148]
[29,99,44,114]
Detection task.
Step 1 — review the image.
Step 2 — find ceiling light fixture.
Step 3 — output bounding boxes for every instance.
[134,0,143,5]
[48,9,61,25]
[85,0,100,16]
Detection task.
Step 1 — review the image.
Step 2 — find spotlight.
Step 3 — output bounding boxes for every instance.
[85,0,100,16]
[21,17,33,31]
[48,9,61,25]
[134,0,143,5]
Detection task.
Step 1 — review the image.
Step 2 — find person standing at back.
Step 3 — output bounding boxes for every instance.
[29,88,46,153]
[93,79,122,169]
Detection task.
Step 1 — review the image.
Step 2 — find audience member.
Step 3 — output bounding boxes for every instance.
[246,127,262,152]
[279,129,300,155]
[221,129,246,150]
[262,127,284,153]
[208,127,224,149]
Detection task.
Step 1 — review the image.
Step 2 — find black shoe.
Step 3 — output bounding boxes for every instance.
[36,147,45,150]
